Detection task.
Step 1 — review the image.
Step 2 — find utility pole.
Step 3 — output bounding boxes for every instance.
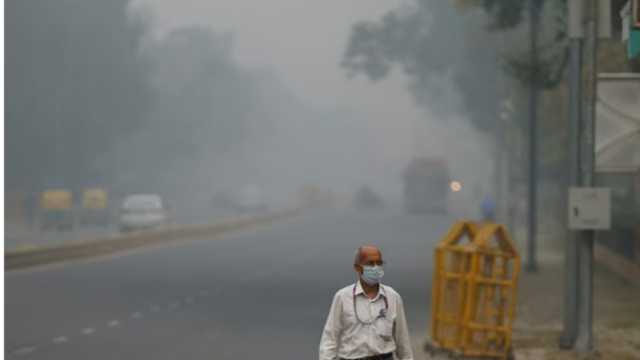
[575,0,599,352]
[526,0,543,272]
[560,0,583,349]
[495,105,504,223]
[560,0,602,352]
[498,99,512,227]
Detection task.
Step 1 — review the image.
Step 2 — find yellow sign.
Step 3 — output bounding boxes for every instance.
[41,190,73,210]
[82,188,108,209]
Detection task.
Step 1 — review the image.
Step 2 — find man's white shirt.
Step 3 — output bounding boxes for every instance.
[319,281,413,360]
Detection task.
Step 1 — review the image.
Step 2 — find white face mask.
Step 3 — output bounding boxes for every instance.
[360,265,384,285]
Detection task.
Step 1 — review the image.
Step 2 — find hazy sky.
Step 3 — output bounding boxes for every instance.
[134,0,420,148]
[132,0,494,211]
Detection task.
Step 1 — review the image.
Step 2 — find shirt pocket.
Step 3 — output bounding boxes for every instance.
[341,299,359,327]
[374,316,395,341]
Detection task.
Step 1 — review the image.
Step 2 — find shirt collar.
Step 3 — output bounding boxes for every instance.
[354,280,386,299]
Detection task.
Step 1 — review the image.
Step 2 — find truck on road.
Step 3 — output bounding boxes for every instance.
[403,157,451,214]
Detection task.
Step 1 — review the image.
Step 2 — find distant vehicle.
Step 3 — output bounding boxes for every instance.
[210,190,234,210]
[297,185,335,209]
[353,186,384,210]
[234,185,268,213]
[39,189,74,231]
[403,157,451,214]
[119,194,167,232]
[211,186,268,214]
[80,188,109,227]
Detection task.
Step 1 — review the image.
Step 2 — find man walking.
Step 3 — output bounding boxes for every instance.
[319,245,413,360]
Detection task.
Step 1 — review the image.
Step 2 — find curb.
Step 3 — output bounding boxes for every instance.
[5,209,300,271]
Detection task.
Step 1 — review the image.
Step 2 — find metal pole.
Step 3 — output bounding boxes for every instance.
[495,109,505,223]
[575,233,594,351]
[526,0,542,272]
[575,0,598,352]
[54,107,61,184]
[499,98,513,227]
[559,0,583,348]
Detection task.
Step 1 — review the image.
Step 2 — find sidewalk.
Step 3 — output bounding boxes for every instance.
[418,249,640,359]
[512,252,640,360]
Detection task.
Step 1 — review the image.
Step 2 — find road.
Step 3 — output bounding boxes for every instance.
[6,209,453,359]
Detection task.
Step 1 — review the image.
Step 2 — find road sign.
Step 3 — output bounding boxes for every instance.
[568,188,611,230]
[621,0,640,58]
[630,29,640,58]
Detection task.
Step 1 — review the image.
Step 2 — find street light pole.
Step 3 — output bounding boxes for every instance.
[561,0,602,352]
[575,0,600,352]
[560,0,583,349]
[525,0,543,272]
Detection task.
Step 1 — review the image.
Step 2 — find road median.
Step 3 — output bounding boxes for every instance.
[5,209,300,271]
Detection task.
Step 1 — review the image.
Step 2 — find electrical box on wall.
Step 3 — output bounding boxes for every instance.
[568,188,612,230]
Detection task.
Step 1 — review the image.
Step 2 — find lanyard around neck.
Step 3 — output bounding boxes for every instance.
[352,283,388,325]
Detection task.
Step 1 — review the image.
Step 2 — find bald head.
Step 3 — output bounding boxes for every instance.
[354,245,383,266]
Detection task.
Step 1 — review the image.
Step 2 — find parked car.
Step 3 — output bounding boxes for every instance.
[119,194,167,233]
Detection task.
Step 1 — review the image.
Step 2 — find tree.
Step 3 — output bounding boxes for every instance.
[343,1,507,131]
[117,27,259,189]
[6,0,151,190]
[475,0,569,90]
[342,0,570,131]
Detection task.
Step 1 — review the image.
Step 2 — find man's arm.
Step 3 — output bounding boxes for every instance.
[319,292,342,360]
[394,295,414,360]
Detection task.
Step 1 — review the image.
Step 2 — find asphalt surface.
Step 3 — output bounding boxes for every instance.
[6,209,453,359]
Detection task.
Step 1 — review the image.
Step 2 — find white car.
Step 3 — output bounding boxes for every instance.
[119,194,167,232]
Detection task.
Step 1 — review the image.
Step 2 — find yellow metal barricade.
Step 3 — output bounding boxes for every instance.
[431,222,520,359]
[431,221,479,350]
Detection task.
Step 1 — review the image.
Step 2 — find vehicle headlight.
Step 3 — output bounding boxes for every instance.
[450,181,462,193]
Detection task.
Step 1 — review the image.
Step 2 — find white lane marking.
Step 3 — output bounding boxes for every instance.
[13,346,36,355]
[82,327,96,335]
[108,320,121,327]
[150,305,161,312]
[131,312,143,319]
[52,336,69,344]
[169,302,179,309]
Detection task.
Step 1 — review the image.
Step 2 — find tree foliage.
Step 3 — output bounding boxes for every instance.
[492,0,568,90]
[475,0,528,30]
[6,0,150,189]
[113,28,260,192]
[343,1,507,131]
[342,0,571,131]
[457,0,571,89]
[6,2,277,195]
